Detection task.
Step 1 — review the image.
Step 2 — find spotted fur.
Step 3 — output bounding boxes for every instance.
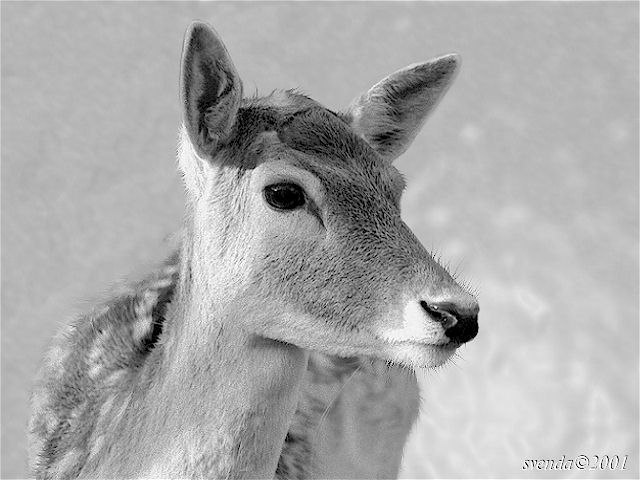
[28,254,179,478]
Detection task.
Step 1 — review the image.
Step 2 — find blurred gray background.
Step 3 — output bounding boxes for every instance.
[2,2,638,478]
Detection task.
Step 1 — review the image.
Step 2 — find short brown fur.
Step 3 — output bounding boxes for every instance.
[29,22,478,479]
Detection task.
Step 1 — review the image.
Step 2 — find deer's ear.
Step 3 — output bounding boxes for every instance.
[181,22,242,159]
[345,54,460,163]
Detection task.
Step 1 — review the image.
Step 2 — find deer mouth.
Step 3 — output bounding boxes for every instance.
[379,338,459,369]
[398,339,460,353]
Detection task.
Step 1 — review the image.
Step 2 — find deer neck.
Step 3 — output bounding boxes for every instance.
[140,237,309,478]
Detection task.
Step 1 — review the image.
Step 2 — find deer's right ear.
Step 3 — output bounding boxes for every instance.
[181,22,242,160]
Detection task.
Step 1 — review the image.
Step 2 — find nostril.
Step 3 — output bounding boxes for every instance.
[421,300,479,344]
[420,300,457,329]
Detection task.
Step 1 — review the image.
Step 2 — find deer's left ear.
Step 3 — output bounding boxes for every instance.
[345,54,460,163]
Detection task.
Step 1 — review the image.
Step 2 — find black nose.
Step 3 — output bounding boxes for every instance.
[420,300,479,344]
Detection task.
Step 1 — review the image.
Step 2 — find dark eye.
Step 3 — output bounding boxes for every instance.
[264,183,306,210]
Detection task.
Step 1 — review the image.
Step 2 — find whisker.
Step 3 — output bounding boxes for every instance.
[312,363,364,444]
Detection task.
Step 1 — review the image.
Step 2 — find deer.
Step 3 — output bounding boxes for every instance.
[28,21,479,479]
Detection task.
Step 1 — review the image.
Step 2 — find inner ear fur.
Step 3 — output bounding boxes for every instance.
[345,54,460,163]
[181,21,243,159]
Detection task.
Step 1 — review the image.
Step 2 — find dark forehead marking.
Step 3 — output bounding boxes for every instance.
[221,91,381,169]
[277,107,377,165]
[219,90,405,202]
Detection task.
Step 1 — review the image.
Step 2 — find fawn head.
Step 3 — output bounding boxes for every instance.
[178,22,478,368]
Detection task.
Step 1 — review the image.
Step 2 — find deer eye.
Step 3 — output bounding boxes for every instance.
[264,183,306,211]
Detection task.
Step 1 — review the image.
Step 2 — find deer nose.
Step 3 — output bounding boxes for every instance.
[420,298,479,344]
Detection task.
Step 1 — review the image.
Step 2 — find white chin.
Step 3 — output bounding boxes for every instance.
[382,343,457,369]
